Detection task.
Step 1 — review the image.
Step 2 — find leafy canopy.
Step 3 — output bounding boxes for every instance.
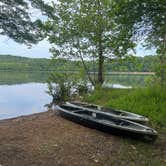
[44,0,134,59]
[115,0,166,53]
[42,0,135,86]
[0,0,52,45]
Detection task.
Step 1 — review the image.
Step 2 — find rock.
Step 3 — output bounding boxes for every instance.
[131,145,136,150]
[94,159,99,163]
[53,144,58,147]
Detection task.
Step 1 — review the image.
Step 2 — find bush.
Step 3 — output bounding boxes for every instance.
[46,72,79,103]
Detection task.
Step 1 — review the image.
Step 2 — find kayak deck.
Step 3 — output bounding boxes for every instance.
[70,109,149,131]
[57,105,158,140]
[66,101,149,123]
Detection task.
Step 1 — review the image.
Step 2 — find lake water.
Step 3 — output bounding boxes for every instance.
[0,71,152,120]
[0,83,51,120]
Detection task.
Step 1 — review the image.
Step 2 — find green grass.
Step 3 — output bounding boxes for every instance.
[84,86,166,165]
[84,86,166,127]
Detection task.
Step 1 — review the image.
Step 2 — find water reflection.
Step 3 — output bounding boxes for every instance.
[0,71,49,85]
[0,71,153,120]
[0,71,153,87]
[0,83,51,120]
[102,83,132,89]
[104,75,152,87]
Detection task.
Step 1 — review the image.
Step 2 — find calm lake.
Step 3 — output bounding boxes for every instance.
[0,71,152,120]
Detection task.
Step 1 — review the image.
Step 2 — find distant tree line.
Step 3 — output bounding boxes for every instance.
[0,55,159,72]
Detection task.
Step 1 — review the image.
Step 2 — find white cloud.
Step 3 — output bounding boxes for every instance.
[0,36,51,58]
[136,43,156,56]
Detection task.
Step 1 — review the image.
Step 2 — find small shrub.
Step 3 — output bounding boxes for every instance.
[46,72,79,103]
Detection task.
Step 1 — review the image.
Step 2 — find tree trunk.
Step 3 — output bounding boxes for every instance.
[159,32,166,86]
[79,53,95,86]
[97,37,104,86]
[76,39,95,86]
[94,0,104,87]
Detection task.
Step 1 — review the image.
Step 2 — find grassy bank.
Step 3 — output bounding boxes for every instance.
[84,87,166,165]
[84,86,166,128]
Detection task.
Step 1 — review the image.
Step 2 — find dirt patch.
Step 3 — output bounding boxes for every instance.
[0,110,165,166]
[0,111,118,166]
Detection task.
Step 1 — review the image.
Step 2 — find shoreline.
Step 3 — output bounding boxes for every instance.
[0,110,50,124]
[0,110,117,166]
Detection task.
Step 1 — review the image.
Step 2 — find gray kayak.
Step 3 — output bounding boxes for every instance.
[56,104,158,141]
[66,101,149,123]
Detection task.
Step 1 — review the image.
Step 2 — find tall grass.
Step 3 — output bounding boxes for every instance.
[84,86,166,127]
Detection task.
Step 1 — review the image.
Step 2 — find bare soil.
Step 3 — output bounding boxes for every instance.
[0,110,165,166]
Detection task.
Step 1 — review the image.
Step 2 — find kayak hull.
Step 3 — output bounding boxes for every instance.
[57,105,158,142]
[66,101,149,123]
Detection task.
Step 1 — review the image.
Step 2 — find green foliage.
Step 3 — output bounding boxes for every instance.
[0,54,160,73]
[85,87,166,127]
[46,72,80,102]
[114,0,166,85]
[0,0,49,44]
[0,55,52,71]
[0,55,81,72]
[76,84,88,95]
[104,55,159,72]
[155,54,166,87]
[42,0,135,86]
[115,0,166,51]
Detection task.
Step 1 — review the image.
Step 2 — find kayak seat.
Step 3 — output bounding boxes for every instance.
[119,112,127,116]
[97,119,115,125]
[114,121,129,126]
[73,110,85,113]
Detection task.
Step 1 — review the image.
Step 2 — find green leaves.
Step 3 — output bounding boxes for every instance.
[115,0,166,52]
[0,0,49,45]
[41,0,136,85]
[42,0,135,59]
[112,0,166,85]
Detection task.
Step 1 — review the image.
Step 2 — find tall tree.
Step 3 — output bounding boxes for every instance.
[43,0,134,87]
[115,0,166,85]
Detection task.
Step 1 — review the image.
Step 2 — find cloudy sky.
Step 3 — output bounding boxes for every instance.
[0,35,155,59]
[0,0,155,59]
[0,36,51,58]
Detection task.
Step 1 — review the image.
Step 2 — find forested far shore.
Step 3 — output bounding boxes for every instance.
[0,54,158,72]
